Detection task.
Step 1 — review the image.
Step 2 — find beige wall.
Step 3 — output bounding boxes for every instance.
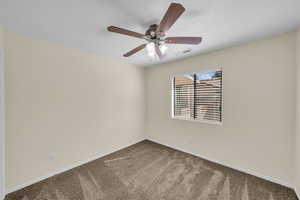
[295,28,300,193]
[146,32,296,185]
[4,31,145,189]
[0,26,5,199]
[3,28,299,192]
[0,27,3,48]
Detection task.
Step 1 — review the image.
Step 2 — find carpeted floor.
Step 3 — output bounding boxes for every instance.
[5,140,298,200]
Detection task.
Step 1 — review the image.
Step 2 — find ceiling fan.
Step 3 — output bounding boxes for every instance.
[107,3,202,60]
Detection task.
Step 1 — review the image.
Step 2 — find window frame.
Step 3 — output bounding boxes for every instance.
[171,68,223,125]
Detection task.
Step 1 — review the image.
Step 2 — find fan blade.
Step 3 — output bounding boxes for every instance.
[165,37,202,45]
[158,3,185,33]
[155,44,163,60]
[123,44,147,57]
[107,26,145,39]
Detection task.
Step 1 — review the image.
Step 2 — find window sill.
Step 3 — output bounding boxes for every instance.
[171,116,223,125]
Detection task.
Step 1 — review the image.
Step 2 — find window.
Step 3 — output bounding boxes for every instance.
[172,70,223,124]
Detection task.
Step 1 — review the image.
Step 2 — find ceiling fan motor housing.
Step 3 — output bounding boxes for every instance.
[145,24,164,40]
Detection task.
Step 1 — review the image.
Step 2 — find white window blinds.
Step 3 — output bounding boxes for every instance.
[173,70,223,123]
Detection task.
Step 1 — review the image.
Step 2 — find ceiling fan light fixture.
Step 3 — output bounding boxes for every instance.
[160,44,168,55]
[146,42,156,57]
[146,42,168,58]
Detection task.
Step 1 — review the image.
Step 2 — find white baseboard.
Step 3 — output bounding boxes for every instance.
[147,137,293,189]
[6,138,146,195]
[294,188,300,199]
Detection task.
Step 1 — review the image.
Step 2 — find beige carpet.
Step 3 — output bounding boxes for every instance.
[5,140,297,200]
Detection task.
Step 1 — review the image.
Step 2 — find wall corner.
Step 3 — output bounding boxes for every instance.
[294,27,300,198]
[0,25,5,200]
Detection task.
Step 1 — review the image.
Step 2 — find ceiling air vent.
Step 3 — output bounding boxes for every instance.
[183,49,192,54]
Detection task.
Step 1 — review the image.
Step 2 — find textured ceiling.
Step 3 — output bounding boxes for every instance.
[0,0,300,66]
